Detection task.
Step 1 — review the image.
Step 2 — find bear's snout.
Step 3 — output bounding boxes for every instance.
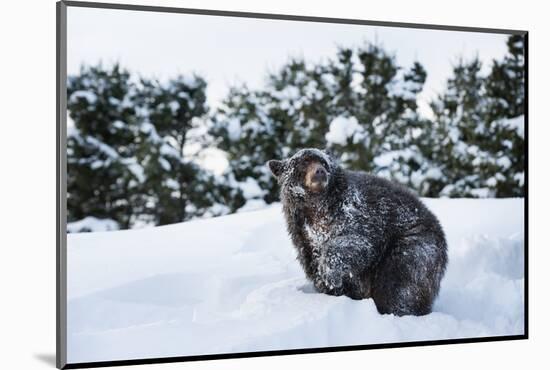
[313,166,327,183]
[304,162,328,193]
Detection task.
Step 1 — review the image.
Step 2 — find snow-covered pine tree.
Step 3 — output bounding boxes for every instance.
[483,35,525,196]
[209,86,282,211]
[209,58,337,209]
[346,47,433,191]
[430,35,525,198]
[67,64,144,229]
[267,58,333,150]
[322,45,428,176]
[429,58,491,197]
[68,64,228,230]
[390,62,446,196]
[485,35,525,122]
[135,76,234,225]
[134,75,224,225]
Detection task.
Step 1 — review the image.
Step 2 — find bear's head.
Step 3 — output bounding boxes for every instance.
[267,148,335,197]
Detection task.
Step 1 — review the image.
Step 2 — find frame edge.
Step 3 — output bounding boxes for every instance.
[63,0,527,35]
[58,2,529,368]
[57,1,68,369]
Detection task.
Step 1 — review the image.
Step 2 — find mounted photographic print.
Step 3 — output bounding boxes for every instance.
[56,1,528,368]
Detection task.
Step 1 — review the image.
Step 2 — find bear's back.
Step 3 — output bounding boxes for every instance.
[343,170,442,238]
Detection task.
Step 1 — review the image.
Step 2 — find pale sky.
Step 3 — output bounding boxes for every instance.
[67,6,510,119]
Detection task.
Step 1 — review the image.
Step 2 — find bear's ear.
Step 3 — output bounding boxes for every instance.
[267,160,284,178]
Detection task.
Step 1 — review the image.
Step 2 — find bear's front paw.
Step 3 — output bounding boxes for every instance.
[320,265,344,290]
[320,249,350,290]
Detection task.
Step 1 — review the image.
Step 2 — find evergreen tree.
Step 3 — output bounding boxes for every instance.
[483,35,525,196]
[428,35,525,198]
[67,64,226,230]
[67,64,143,229]
[210,87,283,211]
[134,75,222,225]
[428,58,490,197]
[485,35,525,121]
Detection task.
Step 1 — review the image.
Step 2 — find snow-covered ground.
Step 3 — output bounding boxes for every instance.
[67,198,525,364]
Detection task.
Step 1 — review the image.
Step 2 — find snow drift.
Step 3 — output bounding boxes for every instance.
[67,198,525,364]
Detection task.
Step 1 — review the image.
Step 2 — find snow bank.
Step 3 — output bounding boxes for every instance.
[67,217,119,233]
[67,198,524,363]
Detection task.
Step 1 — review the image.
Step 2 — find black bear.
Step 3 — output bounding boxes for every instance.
[267,148,447,316]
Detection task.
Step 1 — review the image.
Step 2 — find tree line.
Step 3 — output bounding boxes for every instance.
[67,35,525,231]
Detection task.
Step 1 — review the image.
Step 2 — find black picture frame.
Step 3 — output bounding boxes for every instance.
[56,1,529,368]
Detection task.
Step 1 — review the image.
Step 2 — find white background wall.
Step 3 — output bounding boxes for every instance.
[0,0,547,369]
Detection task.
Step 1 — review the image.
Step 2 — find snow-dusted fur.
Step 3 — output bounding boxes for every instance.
[268,148,448,316]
